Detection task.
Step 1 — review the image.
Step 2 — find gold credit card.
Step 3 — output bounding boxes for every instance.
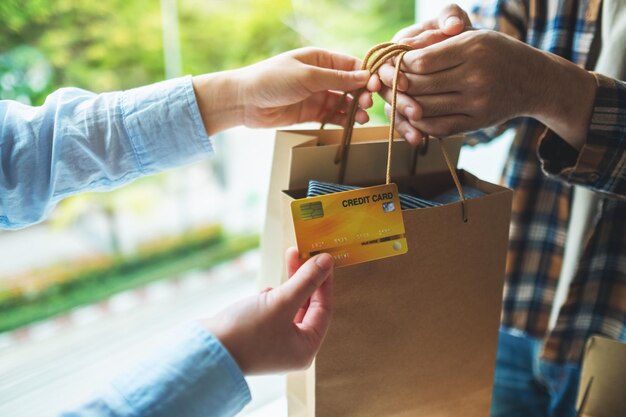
[291,183,408,267]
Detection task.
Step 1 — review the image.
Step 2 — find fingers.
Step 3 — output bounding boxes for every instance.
[322,108,369,127]
[294,297,310,325]
[379,45,463,85]
[292,46,370,93]
[285,246,302,278]
[367,74,382,92]
[378,86,423,121]
[393,4,472,45]
[380,69,461,97]
[301,91,370,126]
[305,67,370,93]
[413,93,468,118]
[297,268,333,345]
[384,103,424,146]
[438,3,473,36]
[378,86,426,145]
[355,107,370,124]
[378,63,409,91]
[398,29,452,49]
[358,91,374,109]
[392,20,438,42]
[377,78,469,141]
[380,89,471,138]
[402,45,464,75]
[275,253,334,315]
[283,249,333,343]
[323,91,369,125]
[292,47,362,71]
[285,247,308,323]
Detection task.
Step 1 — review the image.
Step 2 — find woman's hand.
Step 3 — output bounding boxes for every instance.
[203,248,334,375]
[193,48,373,136]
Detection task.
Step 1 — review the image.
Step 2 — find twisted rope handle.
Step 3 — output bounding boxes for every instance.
[436,136,468,222]
[385,48,408,185]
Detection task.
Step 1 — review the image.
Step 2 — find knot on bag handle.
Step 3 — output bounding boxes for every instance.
[321,42,468,222]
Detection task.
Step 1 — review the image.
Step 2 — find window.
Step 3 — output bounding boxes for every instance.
[0,2,414,416]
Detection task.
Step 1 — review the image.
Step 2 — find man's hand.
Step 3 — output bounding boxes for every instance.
[369,4,473,145]
[193,48,374,136]
[203,248,334,375]
[379,29,597,149]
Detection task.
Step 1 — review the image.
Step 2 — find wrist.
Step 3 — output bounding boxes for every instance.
[192,71,245,136]
[202,317,250,374]
[528,51,597,149]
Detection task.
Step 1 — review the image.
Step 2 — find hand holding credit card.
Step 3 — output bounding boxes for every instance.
[291,183,408,267]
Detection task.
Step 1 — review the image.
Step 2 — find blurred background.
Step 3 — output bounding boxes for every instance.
[0,1,509,416]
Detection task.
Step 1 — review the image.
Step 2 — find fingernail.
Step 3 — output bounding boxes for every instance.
[406,131,416,143]
[315,253,334,271]
[445,16,462,29]
[355,70,370,82]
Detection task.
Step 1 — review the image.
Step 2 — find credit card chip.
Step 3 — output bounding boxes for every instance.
[300,201,324,220]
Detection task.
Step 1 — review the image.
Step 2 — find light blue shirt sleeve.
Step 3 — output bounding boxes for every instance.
[1,77,252,415]
[59,322,252,417]
[0,75,212,229]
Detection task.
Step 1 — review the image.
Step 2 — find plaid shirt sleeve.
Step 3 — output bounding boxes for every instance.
[538,73,626,199]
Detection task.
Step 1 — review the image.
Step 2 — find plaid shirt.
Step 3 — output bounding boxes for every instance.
[469,0,626,363]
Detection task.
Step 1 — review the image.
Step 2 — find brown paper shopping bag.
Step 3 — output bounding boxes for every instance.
[576,336,626,417]
[259,43,513,416]
[259,126,512,416]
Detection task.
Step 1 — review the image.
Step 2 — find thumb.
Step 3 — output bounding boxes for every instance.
[275,253,334,313]
[438,4,472,36]
[306,67,370,92]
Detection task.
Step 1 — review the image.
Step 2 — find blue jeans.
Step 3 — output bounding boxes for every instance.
[490,330,581,417]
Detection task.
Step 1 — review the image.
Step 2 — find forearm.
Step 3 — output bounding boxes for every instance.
[193,70,244,136]
[537,74,626,198]
[528,50,597,150]
[0,76,212,229]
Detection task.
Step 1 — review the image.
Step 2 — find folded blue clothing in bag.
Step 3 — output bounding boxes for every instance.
[306,180,485,210]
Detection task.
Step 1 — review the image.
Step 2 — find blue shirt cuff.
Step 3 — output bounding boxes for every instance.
[68,322,251,417]
[121,75,213,175]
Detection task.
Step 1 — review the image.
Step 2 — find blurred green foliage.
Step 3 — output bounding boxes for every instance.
[0,0,415,329]
[0,0,414,106]
[288,0,414,55]
[0,0,164,96]
[0,226,259,333]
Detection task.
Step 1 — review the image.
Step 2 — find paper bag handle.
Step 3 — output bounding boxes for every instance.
[437,137,468,222]
[322,43,468,222]
[321,42,410,184]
